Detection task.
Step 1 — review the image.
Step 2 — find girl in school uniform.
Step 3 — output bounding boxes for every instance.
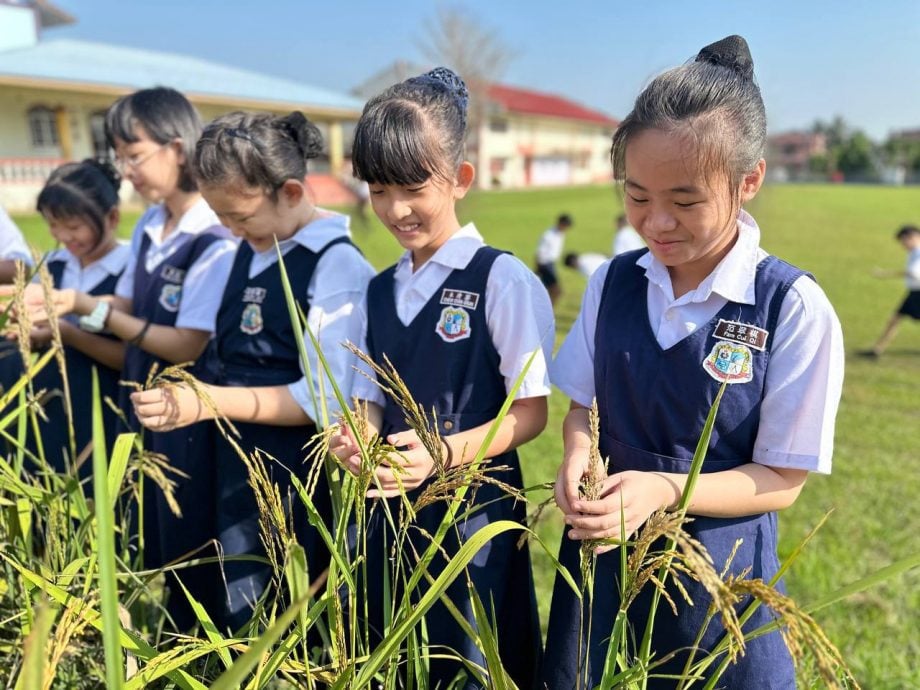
[14,87,237,629]
[542,36,844,689]
[329,68,553,689]
[130,111,375,631]
[0,159,130,475]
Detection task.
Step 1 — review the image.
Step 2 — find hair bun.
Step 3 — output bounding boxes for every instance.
[696,35,754,80]
[277,111,324,161]
[415,67,470,117]
[86,157,122,193]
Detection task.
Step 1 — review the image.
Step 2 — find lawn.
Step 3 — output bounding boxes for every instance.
[11,182,920,688]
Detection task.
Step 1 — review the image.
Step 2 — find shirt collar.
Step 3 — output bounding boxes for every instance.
[267,209,351,255]
[144,197,222,243]
[394,223,484,276]
[49,242,132,276]
[636,209,761,305]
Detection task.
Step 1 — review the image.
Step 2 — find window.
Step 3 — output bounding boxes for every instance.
[89,111,108,158]
[28,106,59,147]
[489,118,509,133]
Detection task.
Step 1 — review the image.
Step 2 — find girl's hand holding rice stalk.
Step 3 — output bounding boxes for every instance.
[330,414,444,497]
[131,383,209,431]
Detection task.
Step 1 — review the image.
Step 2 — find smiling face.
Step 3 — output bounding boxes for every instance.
[201,179,311,252]
[623,127,764,292]
[368,162,475,267]
[45,208,118,267]
[113,126,183,204]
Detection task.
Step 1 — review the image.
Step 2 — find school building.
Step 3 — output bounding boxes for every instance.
[0,0,364,211]
[354,62,619,190]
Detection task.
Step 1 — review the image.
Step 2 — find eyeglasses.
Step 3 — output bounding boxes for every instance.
[113,144,168,172]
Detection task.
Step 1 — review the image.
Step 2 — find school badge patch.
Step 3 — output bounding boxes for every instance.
[702,340,754,384]
[240,303,264,335]
[158,284,182,312]
[435,306,471,343]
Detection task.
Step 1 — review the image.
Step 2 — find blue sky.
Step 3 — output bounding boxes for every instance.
[48,0,920,141]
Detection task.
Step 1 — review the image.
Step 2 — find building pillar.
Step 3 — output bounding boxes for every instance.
[327,120,343,177]
[54,106,72,160]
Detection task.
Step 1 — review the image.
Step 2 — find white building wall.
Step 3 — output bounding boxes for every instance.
[476,112,614,190]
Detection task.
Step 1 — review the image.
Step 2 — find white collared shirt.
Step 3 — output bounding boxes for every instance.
[906,247,920,290]
[551,211,844,474]
[272,212,376,424]
[354,223,554,406]
[115,198,238,332]
[535,227,565,265]
[0,206,34,265]
[42,243,132,292]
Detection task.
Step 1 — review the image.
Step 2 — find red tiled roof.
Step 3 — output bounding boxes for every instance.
[486,83,618,127]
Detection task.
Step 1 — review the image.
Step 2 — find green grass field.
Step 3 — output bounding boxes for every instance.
[12,183,920,687]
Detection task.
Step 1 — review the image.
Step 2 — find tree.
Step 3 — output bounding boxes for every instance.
[416,6,515,168]
[836,131,877,179]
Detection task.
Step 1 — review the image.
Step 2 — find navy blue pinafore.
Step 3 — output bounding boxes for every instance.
[542,251,804,689]
[121,231,225,627]
[360,246,542,690]
[0,258,123,476]
[208,238,345,631]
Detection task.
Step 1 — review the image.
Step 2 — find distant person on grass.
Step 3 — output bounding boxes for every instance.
[860,224,920,358]
[534,212,573,305]
[612,211,645,256]
[563,251,607,278]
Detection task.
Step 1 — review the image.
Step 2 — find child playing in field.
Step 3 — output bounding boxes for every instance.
[328,67,553,688]
[10,87,238,629]
[612,211,645,256]
[859,224,920,357]
[130,111,375,631]
[542,36,844,689]
[535,212,574,306]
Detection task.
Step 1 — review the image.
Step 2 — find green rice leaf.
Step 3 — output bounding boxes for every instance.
[91,367,123,690]
[345,520,525,689]
[15,597,57,690]
[210,593,312,690]
[106,432,136,509]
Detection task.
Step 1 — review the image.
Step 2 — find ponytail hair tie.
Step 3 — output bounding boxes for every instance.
[411,66,470,124]
[696,35,755,80]
[224,127,254,143]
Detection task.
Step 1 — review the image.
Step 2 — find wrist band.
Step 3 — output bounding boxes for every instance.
[129,320,151,347]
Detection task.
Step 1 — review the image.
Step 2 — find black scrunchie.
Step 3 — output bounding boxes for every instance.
[696,35,754,80]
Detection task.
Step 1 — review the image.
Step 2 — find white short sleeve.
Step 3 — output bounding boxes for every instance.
[0,207,34,264]
[752,275,844,474]
[486,253,554,399]
[550,262,611,407]
[172,237,237,331]
[287,243,376,425]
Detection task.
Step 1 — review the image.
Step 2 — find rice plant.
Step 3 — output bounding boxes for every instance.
[0,257,916,689]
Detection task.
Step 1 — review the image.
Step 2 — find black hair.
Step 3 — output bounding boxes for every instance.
[104,86,202,192]
[36,159,121,248]
[564,252,579,268]
[193,111,323,197]
[611,35,766,205]
[616,213,628,226]
[896,224,920,240]
[558,213,573,227]
[352,67,469,185]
